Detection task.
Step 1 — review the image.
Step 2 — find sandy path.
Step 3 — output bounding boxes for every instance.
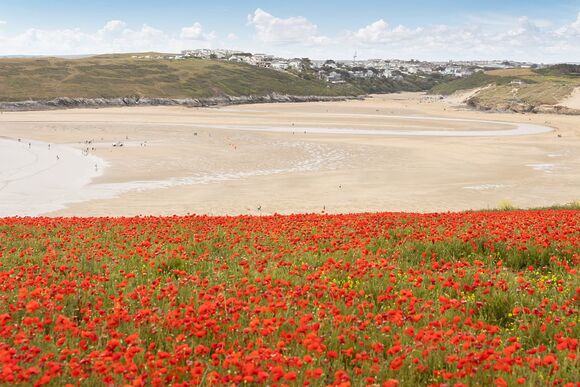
[442,86,491,105]
[0,92,578,216]
[560,87,580,109]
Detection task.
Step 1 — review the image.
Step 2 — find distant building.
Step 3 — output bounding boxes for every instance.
[228,54,251,63]
[443,66,472,77]
[351,69,374,78]
[326,71,343,83]
[271,61,289,71]
[288,59,303,71]
[175,50,536,80]
[182,49,243,60]
[250,54,274,67]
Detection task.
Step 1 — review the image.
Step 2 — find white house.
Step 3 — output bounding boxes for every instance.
[326,71,343,83]
[271,61,289,71]
[382,70,393,78]
[352,69,375,78]
[229,54,252,64]
[288,59,303,71]
[250,54,274,67]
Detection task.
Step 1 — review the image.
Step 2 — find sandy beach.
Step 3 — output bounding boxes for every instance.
[0,92,578,216]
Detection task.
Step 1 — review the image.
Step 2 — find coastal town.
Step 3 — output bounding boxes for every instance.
[132,49,542,84]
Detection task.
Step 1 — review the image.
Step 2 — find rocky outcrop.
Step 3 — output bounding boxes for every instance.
[533,104,580,115]
[0,94,364,112]
[466,97,580,115]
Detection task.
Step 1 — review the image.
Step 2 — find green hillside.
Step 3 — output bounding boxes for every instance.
[0,53,360,102]
[429,71,521,95]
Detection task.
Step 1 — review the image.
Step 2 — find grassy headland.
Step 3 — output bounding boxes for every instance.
[430,66,580,113]
[0,53,361,102]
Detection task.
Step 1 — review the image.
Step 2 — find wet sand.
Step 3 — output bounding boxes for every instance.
[0,92,578,216]
[0,138,105,216]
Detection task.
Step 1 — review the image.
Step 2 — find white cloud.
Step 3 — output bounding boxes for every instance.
[100,20,127,33]
[353,19,422,44]
[1,12,580,62]
[340,13,580,62]
[243,9,580,62]
[247,8,328,45]
[180,22,215,41]
[555,12,580,36]
[181,23,203,39]
[0,21,6,25]
[503,17,542,41]
[0,20,216,55]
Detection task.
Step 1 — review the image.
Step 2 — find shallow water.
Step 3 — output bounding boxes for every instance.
[0,139,348,216]
[124,113,552,137]
[0,139,106,216]
[195,122,552,137]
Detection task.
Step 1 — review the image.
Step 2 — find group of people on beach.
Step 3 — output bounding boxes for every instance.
[18,138,60,161]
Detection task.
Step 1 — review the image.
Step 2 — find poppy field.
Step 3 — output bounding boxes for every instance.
[0,210,578,386]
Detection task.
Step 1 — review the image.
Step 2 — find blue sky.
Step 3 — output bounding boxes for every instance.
[1,0,580,61]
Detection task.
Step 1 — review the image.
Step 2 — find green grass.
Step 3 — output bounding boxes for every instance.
[468,200,580,212]
[470,81,578,107]
[430,72,520,95]
[535,64,580,77]
[0,53,361,101]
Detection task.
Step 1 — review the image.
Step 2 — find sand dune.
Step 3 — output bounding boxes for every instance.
[443,86,490,105]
